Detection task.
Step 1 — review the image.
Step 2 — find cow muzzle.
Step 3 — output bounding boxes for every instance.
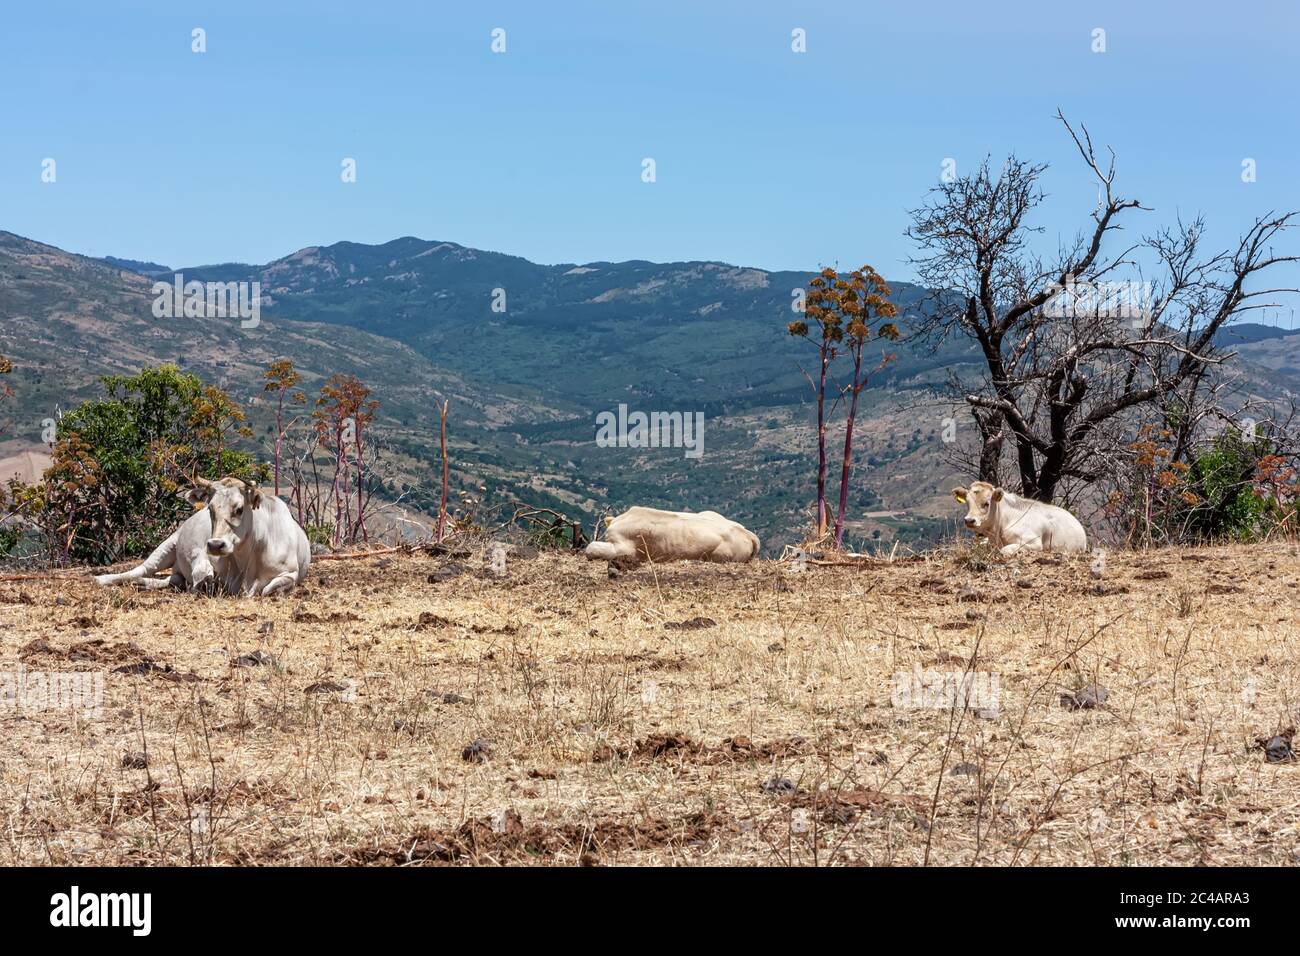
[964,517,978,529]
[206,538,232,556]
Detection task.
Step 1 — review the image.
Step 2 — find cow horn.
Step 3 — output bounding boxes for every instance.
[192,475,215,488]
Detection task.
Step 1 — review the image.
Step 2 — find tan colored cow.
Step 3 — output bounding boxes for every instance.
[952,481,1087,555]
[585,507,760,568]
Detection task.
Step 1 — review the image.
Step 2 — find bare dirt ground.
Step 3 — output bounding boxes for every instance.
[1,542,1298,866]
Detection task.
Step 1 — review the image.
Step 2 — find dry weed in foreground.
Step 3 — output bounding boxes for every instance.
[0,542,1298,866]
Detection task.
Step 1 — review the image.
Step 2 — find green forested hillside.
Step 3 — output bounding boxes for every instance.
[6,229,1299,551]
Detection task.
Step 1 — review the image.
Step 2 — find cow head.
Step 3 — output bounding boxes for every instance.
[952,481,1003,534]
[190,477,263,557]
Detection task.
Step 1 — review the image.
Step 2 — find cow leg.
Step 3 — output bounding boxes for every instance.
[94,570,135,587]
[999,538,1040,557]
[698,531,731,562]
[137,573,182,590]
[585,540,641,573]
[186,555,219,594]
[260,572,299,597]
[94,532,179,587]
[584,542,620,561]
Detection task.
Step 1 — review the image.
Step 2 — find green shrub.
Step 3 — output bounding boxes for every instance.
[1108,424,1284,546]
[1189,440,1273,541]
[304,522,334,548]
[39,365,266,565]
[0,523,22,558]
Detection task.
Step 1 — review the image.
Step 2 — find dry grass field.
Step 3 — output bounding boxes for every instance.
[1,541,1298,866]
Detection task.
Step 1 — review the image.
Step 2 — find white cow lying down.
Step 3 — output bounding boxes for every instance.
[585,507,760,568]
[953,481,1087,555]
[95,477,312,596]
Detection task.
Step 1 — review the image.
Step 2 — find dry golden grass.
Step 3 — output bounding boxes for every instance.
[1,541,1298,866]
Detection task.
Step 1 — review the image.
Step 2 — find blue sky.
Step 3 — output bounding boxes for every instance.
[2,0,1297,297]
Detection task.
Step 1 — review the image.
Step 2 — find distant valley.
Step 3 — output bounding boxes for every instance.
[3,230,1299,551]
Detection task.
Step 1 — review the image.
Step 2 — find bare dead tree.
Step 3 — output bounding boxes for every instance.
[907,111,1299,504]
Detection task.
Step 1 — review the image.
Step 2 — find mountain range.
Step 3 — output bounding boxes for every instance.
[3,229,1299,550]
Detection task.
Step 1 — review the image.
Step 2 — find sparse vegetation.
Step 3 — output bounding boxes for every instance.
[1106,423,1300,546]
[310,373,381,548]
[3,544,1297,865]
[788,266,902,547]
[11,366,262,565]
[263,359,306,499]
